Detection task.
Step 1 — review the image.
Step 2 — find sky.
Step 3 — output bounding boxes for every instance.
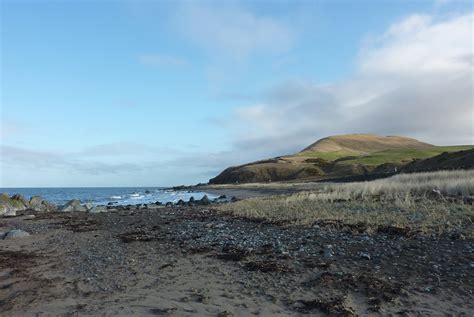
[0,0,473,187]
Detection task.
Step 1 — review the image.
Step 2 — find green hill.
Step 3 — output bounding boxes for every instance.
[209,134,474,184]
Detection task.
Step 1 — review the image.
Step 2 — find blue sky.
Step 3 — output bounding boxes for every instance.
[1,0,473,187]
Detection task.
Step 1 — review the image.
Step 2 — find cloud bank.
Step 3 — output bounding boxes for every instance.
[230,12,473,155]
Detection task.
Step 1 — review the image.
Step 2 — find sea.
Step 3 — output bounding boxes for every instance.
[0,187,218,207]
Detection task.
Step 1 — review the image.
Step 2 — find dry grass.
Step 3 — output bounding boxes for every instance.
[316,170,474,201]
[219,170,474,237]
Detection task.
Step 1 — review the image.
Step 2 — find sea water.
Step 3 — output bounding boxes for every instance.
[0,187,217,206]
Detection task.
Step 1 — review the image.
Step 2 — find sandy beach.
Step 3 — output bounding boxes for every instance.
[1,197,472,316]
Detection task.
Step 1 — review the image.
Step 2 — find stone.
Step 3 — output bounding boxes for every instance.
[3,209,17,217]
[60,199,87,212]
[89,206,107,213]
[358,252,371,260]
[324,245,334,258]
[29,196,57,212]
[23,215,36,220]
[1,193,29,216]
[11,194,28,208]
[198,195,211,205]
[4,229,30,239]
[84,203,94,211]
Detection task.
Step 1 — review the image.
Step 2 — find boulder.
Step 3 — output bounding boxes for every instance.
[11,194,28,209]
[4,229,30,239]
[3,209,17,217]
[60,199,86,212]
[29,196,57,212]
[1,193,28,217]
[88,206,106,213]
[0,232,6,239]
[84,203,94,211]
[198,195,211,205]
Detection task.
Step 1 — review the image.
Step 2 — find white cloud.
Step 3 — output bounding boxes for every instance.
[175,3,293,60]
[359,13,473,76]
[227,11,474,154]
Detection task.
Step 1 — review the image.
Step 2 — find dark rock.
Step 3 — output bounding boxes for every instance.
[198,195,211,205]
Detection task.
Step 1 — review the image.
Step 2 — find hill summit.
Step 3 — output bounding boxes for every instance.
[209,134,473,184]
[301,134,434,154]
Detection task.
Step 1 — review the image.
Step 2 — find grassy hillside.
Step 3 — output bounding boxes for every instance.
[209,134,474,184]
[336,146,474,166]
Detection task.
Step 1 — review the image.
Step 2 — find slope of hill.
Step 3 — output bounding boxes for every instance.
[209,134,474,184]
[402,148,474,173]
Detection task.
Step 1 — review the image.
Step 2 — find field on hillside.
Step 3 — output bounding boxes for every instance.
[219,170,474,237]
[296,145,474,165]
